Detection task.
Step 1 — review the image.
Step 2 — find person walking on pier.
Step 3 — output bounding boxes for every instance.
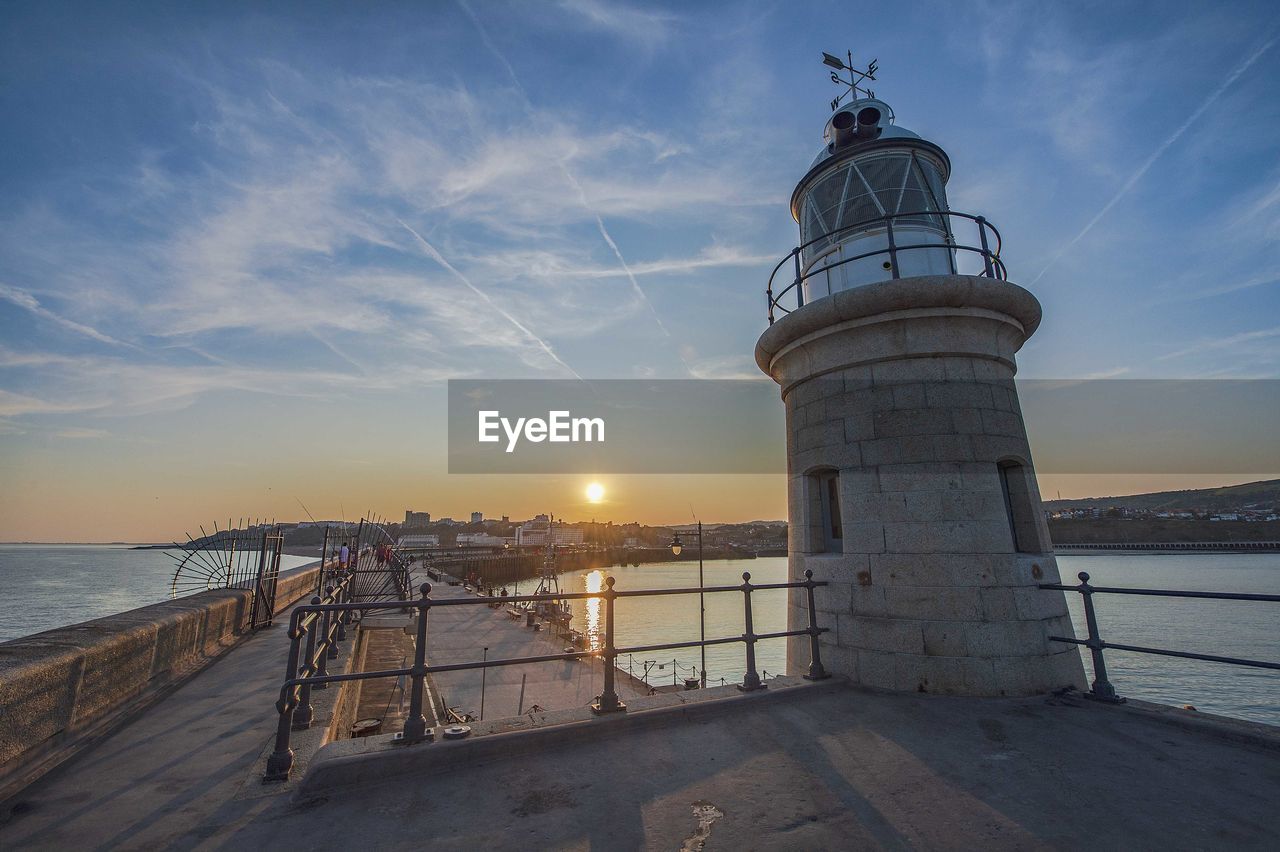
[339,542,350,570]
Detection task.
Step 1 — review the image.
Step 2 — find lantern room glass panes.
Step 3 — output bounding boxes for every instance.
[799,151,949,265]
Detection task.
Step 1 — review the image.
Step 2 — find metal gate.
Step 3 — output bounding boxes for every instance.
[249,528,284,628]
[169,520,285,630]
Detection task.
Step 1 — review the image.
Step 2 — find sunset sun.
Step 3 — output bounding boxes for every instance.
[585,482,606,503]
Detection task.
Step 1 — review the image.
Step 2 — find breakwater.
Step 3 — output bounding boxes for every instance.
[1055,540,1280,552]
[0,561,323,801]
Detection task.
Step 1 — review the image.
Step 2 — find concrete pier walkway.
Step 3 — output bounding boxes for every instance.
[4,586,1277,850]
[423,582,645,725]
[0,583,642,848]
[0,600,309,849]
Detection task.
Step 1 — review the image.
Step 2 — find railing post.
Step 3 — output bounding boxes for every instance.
[1078,572,1122,703]
[342,567,355,623]
[312,608,329,690]
[293,598,321,728]
[793,249,805,308]
[802,570,830,681]
[976,216,994,278]
[324,586,339,663]
[335,576,347,642]
[739,572,765,691]
[885,218,900,279]
[317,526,330,598]
[263,614,304,782]
[592,576,626,714]
[402,583,432,742]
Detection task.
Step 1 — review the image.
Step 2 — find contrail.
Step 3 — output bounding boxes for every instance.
[457,0,688,369]
[307,328,365,374]
[1030,34,1277,286]
[558,164,674,338]
[0,281,134,348]
[397,219,584,380]
[457,0,528,101]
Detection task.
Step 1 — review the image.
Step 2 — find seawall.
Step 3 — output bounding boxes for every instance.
[0,561,324,802]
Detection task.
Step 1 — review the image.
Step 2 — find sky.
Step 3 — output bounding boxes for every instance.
[1,0,1278,541]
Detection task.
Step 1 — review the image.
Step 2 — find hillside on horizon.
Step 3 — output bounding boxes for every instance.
[1042,479,1280,513]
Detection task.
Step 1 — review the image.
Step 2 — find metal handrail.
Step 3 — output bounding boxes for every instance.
[765,209,1007,324]
[1039,571,1280,703]
[262,570,831,782]
[274,567,356,735]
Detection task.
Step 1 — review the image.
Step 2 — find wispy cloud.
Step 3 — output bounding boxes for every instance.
[54,427,109,439]
[556,0,677,45]
[3,55,785,418]
[1082,366,1131,379]
[1030,33,1278,286]
[687,354,770,381]
[0,389,104,417]
[1156,326,1280,363]
[563,163,674,339]
[0,281,132,347]
[462,244,776,280]
[457,2,694,371]
[397,218,583,379]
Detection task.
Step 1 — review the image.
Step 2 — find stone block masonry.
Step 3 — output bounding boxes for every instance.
[757,275,1086,696]
[0,561,322,801]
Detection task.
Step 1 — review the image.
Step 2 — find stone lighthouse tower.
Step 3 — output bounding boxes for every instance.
[756,54,1085,696]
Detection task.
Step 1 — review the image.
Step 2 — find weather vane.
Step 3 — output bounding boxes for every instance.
[822,49,878,111]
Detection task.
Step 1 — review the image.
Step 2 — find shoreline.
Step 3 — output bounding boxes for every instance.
[4,542,1279,555]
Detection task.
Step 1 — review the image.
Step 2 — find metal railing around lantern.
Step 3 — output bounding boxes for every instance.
[263,570,831,783]
[766,209,1007,324]
[1039,571,1280,703]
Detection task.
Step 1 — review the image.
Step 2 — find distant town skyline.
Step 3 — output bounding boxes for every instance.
[2,2,1278,541]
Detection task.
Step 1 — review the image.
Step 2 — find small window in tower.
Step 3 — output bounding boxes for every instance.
[998,461,1042,554]
[815,470,843,552]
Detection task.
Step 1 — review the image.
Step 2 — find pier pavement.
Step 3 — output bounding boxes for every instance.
[0,581,643,849]
[3,587,1277,850]
[0,595,325,849]
[422,581,646,725]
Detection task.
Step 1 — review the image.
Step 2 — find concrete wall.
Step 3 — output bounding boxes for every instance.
[0,561,322,801]
[758,276,1086,696]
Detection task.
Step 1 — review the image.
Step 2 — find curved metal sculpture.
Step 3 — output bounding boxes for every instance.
[168,519,282,598]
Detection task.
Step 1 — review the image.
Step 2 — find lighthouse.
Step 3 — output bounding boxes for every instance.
[756,54,1085,696]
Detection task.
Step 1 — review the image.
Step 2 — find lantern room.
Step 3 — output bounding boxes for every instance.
[791,97,957,301]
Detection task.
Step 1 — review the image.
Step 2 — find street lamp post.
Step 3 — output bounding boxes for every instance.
[671,522,706,688]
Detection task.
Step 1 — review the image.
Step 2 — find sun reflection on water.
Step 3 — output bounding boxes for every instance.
[584,569,604,652]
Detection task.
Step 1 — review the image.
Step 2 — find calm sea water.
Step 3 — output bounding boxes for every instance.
[560,558,791,690]
[4,546,1276,725]
[0,544,315,643]
[562,553,1280,725]
[1056,553,1279,725]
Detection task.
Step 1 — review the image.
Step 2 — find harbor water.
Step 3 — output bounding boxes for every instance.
[2,546,1276,725]
[560,553,1280,725]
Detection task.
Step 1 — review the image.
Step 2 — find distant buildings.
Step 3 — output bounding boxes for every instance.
[470,511,483,524]
[456,532,514,548]
[404,510,431,527]
[516,516,585,547]
[386,516,794,553]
